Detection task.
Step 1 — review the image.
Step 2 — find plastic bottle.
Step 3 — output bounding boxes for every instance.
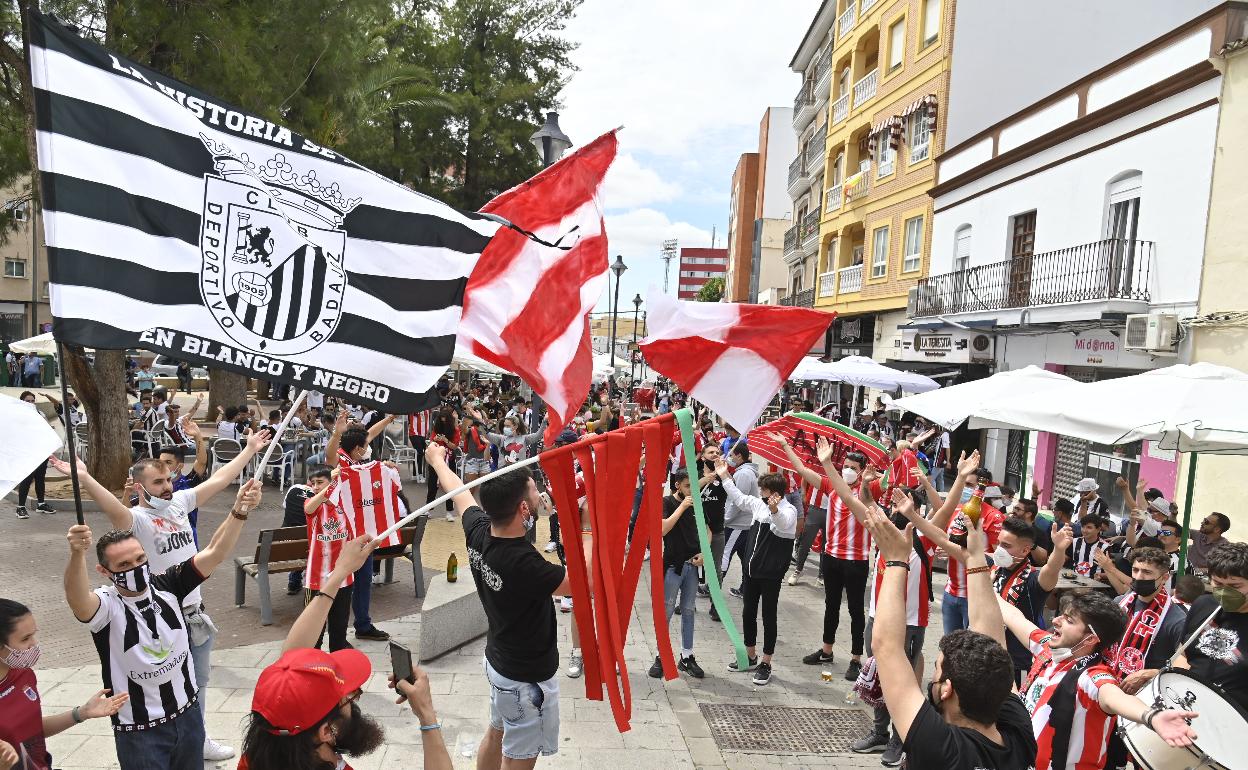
[447,552,458,583]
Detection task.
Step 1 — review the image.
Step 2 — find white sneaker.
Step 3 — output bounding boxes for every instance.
[543,540,558,553]
[372,571,384,586]
[567,652,583,678]
[445,511,455,522]
[788,572,800,586]
[559,596,573,613]
[203,737,235,761]
[416,473,426,484]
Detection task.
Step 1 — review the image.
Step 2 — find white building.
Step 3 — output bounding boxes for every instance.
[916,0,1236,505]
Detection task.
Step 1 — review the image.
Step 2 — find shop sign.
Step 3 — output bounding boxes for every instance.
[899,328,994,364]
[1047,329,1159,368]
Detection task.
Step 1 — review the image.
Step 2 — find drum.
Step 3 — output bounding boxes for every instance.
[1122,669,1248,770]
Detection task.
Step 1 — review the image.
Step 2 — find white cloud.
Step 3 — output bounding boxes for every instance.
[600,152,682,210]
[593,208,715,311]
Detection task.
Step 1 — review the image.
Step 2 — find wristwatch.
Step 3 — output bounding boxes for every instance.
[230,508,248,521]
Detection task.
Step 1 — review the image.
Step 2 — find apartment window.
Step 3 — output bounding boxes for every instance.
[903,216,924,272]
[954,225,972,270]
[852,244,865,265]
[42,280,48,299]
[888,19,905,72]
[12,204,26,222]
[922,0,941,46]
[877,141,895,178]
[1105,172,1142,241]
[871,225,890,278]
[832,153,844,185]
[908,112,930,164]
[4,258,25,278]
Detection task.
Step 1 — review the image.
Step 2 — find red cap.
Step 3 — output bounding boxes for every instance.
[251,648,372,735]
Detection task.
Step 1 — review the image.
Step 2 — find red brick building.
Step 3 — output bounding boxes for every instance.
[677,247,729,300]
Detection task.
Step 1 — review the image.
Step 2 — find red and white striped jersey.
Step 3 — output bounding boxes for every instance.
[868,535,936,626]
[819,477,881,562]
[336,447,354,469]
[408,410,432,437]
[305,487,356,591]
[887,449,921,496]
[784,471,801,495]
[1023,629,1118,770]
[330,461,404,548]
[944,504,1006,598]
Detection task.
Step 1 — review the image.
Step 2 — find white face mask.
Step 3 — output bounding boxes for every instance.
[140,484,173,512]
[363,445,373,461]
[842,468,859,485]
[1001,497,1016,509]
[1049,631,1094,663]
[992,545,1017,569]
[503,427,515,437]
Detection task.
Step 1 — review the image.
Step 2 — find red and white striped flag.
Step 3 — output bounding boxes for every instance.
[639,292,833,431]
[458,131,617,442]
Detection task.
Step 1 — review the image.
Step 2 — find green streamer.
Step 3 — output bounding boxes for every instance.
[674,408,750,669]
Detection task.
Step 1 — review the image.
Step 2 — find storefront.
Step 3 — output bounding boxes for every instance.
[0,302,25,343]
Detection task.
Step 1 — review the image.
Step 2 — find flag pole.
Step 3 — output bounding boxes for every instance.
[373,413,679,545]
[53,340,85,525]
[249,389,309,485]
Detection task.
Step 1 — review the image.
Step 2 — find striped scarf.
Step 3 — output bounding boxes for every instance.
[1109,589,1171,677]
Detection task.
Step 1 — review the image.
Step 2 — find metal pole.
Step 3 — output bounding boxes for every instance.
[30,194,38,336]
[630,303,640,384]
[1178,452,1197,575]
[54,340,85,525]
[609,273,620,396]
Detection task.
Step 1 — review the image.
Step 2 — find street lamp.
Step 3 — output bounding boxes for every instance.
[608,255,627,395]
[526,112,572,426]
[530,112,573,168]
[630,293,642,384]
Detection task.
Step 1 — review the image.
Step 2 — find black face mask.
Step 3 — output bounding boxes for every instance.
[1132,577,1159,597]
[927,677,947,715]
[331,703,385,757]
[949,533,968,548]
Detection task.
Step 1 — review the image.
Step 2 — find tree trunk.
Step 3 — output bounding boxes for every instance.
[62,348,131,491]
[208,369,248,420]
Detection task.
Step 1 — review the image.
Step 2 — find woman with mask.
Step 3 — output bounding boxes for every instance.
[1175,541,1248,713]
[0,599,128,770]
[426,408,460,517]
[475,409,546,470]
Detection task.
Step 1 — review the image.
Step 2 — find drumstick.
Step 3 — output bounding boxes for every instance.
[1164,605,1222,672]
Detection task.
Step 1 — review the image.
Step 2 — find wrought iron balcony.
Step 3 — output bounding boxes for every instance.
[793,80,816,127]
[815,48,834,103]
[839,263,864,294]
[853,68,878,108]
[912,239,1154,317]
[783,224,801,257]
[781,287,816,308]
[787,156,810,195]
[800,209,821,251]
[805,125,827,169]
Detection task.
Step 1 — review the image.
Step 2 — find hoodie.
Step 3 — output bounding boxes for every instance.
[723,461,759,530]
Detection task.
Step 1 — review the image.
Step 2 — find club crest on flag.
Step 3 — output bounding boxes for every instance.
[198,136,358,355]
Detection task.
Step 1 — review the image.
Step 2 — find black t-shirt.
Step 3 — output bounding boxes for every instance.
[1121,593,1188,670]
[283,485,316,529]
[995,567,1053,670]
[1183,595,1248,712]
[662,494,701,571]
[903,694,1037,770]
[696,469,728,534]
[463,506,565,682]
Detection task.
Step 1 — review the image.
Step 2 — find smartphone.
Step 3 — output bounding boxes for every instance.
[389,641,415,702]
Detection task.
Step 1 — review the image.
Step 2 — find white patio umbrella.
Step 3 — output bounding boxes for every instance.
[788,356,835,381]
[9,332,57,355]
[890,365,1083,431]
[788,355,940,424]
[969,362,1248,571]
[450,346,512,376]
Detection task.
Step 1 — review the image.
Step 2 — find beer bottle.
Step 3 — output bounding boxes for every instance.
[447,552,458,583]
[961,481,987,526]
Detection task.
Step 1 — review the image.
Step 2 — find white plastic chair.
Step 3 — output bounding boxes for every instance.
[210,438,245,482]
[384,436,419,477]
[262,449,296,492]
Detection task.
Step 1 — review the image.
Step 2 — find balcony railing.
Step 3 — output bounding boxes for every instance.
[815,48,834,101]
[801,209,821,252]
[825,184,842,214]
[793,80,815,121]
[805,125,827,169]
[838,3,857,39]
[853,68,878,108]
[912,239,1154,317]
[860,0,878,14]
[832,93,850,124]
[781,287,816,308]
[839,264,864,294]
[844,169,870,202]
[783,224,801,256]
[787,155,808,187]
[819,271,838,298]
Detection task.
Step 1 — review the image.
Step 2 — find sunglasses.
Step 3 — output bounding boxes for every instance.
[339,689,362,707]
[1158,529,1176,537]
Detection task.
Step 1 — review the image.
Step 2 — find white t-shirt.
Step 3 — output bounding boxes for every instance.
[306,391,325,409]
[128,489,202,608]
[216,421,239,442]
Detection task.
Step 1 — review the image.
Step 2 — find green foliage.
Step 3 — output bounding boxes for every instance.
[697,277,725,303]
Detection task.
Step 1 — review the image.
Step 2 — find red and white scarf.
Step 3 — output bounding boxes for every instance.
[993,559,1034,607]
[1110,588,1172,677]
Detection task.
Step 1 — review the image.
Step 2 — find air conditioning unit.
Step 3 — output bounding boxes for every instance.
[1123,313,1179,352]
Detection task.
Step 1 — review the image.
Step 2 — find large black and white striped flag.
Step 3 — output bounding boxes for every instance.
[28,12,502,411]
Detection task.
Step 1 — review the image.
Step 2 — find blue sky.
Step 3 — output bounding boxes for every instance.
[556,0,815,313]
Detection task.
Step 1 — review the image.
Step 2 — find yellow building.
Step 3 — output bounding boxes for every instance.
[809,0,953,360]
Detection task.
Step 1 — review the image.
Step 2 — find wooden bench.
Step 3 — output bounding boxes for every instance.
[234,518,429,625]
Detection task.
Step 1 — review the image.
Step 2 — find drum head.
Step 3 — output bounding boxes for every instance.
[1121,721,1211,770]
[1145,669,1248,770]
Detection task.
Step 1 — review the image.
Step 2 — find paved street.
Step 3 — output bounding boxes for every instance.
[4,477,950,769]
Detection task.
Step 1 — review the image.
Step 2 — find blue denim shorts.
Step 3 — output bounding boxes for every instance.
[484,657,560,759]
